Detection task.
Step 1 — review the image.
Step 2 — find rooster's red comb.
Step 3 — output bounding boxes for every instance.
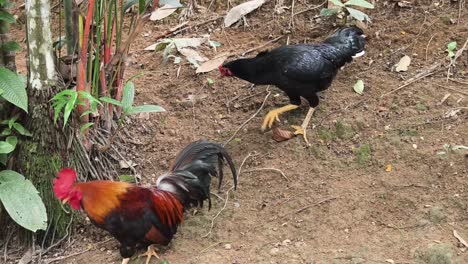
[53,168,77,200]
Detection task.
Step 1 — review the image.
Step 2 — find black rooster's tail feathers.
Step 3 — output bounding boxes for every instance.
[157,140,237,209]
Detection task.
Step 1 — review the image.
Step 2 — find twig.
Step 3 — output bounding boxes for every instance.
[449,78,468,86]
[200,241,230,253]
[380,62,441,97]
[294,197,337,214]
[40,215,74,256]
[210,191,225,201]
[223,88,271,146]
[454,230,468,248]
[45,249,90,264]
[202,152,257,238]
[3,227,16,263]
[293,1,327,16]
[289,0,296,29]
[431,83,468,96]
[425,33,436,62]
[244,168,289,181]
[241,36,284,56]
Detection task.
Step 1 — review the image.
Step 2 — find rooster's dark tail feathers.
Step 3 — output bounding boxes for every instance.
[156,140,237,209]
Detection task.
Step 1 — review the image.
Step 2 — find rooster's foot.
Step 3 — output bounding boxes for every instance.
[291,125,311,147]
[139,245,160,264]
[261,104,299,131]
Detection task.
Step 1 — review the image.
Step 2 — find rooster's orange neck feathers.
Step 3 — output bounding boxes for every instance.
[73,181,132,224]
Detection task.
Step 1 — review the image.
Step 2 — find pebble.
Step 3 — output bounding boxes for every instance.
[224,244,232,250]
[269,247,280,255]
[281,239,291,246]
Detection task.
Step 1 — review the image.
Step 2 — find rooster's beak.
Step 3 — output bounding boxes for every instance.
[62,197,69,204]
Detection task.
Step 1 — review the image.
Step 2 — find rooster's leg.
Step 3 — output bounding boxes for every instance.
[121,258,130,264]
[139,245,160,264]
[261,104,299,131]
[291,107,315,146]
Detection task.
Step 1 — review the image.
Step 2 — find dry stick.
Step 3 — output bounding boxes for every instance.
[241,36,284,56]
[200,241,231,254]
[223,88,272,146]
[244,168,289,181]
[380,62,441,97]
[425,33,436,62]
[45,249,91,264]
[449,78,468,86]
[40,215,74,257]
[202,152,257,238]
[431,83,468,96]
[294,197,337,214]
[289,0,296,29]
[293,1,327,16]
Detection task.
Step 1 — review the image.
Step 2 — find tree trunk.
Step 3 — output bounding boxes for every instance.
[18,0,70,240]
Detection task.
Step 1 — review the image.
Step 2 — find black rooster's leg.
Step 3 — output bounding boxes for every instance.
[139,245,160,264]
[261,104,299,131]
[291,107,315,146]
[121,258,130,264]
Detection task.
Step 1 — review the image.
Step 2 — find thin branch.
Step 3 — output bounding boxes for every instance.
[293,1,327,16]
[223,88,271,146]
[200,241,231,253]
[241,36,284,56]
[244,168,289,181]
[45,249,90,264]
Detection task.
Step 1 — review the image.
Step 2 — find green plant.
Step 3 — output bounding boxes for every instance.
[321,0,374,22]
[0,67,28,112]
[446,41,457,60]
[0,170,47,232]
[354,143,371,166]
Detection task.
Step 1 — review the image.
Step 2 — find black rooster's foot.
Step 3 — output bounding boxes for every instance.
[291,125,311,147]
[121,258,130,264]
[261,110,281,131]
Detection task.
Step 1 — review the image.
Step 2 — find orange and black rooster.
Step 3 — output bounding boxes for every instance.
[53,140,237,264]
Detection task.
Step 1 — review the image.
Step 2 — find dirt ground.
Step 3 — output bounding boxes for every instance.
[6,0,468,263]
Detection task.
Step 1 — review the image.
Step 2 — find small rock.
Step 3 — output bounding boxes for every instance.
[224,244,232,250]
[282,239,291,246]
[412,144,417,149]
[269,247,280,255]
[100,247,106,251]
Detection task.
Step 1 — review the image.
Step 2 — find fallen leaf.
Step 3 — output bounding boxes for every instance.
[18,248,32,264]
[150,4,178,20]
[395,55,411,72]
[386,164,393,172]
[272,127,296,142]
[454,230,468,248]
[178,48,208,63]
[119,160,137,169]
[196,54,229,73]
[173,37,209,49]
[224,0,266,27]
[353,79,364,95]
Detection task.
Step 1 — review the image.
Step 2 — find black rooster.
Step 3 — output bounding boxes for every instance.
[219,26,367,145]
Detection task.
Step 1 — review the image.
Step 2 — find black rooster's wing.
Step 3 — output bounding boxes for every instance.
[280,47,337,83]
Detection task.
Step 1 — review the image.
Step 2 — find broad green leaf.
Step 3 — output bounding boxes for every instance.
[80,122,94,133]
[447,41,457,51]
[139,0,146,14]
[344,0,374,8]
[63,91,78,128]
[0,67,28,112]
[0,128,11,136]
[100,97,122,106]
[1,41,21,52]
[329,0,345,7]
[0,10,15,23]
[122,81,135,113]
[320,8,339,17]
[0,87,3,95]
[127,105,166,115]
[53,100,67,125]
[0,170,25,182]
[78,91,101,105]
[0,172,47,232]
[353,79,364,95]
[346,7,371,21]
[0,141,14,154]
[12,123,32,137]
[6,136,17,149]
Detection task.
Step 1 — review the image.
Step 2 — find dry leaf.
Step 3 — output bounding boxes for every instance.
[272,127,296,142]
[385,260,395,264]
[150,5,178,21]
[454,230,468,248]
[395,55,411,72]
[224,0,266,27]
[386,164,393,172]
[119,160,137,169]
[196,54,229,73]
[178,48,208,63]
